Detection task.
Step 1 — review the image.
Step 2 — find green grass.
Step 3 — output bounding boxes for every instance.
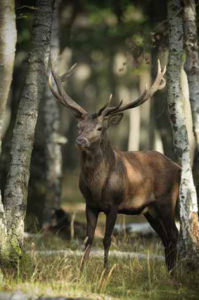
[2,190,198,299]
[2,173,199,299]
[1,234,199,299]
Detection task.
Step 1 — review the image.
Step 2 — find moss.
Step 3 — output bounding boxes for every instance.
[1,254,33,279]
[0,268,4,287]
[9,237,22,262]
[18,252,34,279]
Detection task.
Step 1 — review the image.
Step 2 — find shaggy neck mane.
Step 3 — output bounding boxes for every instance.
[80,132,115,170]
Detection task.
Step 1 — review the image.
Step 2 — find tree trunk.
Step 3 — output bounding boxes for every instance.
[42,0,63,225]
[139,69,151,150]
[151,51,175,158]
[1,0,54,263]
[26,0,64,229]
[167,0,199,262]
[183,0,199,150]
[149,0,174,159]
[183,0,199,206]
[128,89,140,151]
[0,0,17,264]
[181,68,195,164]
[0,0,17,153]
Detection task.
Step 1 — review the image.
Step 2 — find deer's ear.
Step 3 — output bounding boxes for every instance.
[108,113,123,127]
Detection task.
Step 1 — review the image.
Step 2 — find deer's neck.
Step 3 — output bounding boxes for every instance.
[80,133,114,171]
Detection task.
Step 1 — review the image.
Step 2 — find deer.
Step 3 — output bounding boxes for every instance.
[49,60,181,272]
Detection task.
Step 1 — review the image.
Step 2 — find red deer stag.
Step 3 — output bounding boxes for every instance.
[49,61,181,272]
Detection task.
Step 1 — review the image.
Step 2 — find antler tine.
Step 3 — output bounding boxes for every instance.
[147,59,166,97]
[60,63,78,82]
[104,91,147,116]
[49,74,64,103]
[97,94,113,116]
[48,65,87,118]
[104,59,166,117]
[103,100,123,117]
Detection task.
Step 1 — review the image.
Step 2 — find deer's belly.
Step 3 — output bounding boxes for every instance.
[118,194,153,214]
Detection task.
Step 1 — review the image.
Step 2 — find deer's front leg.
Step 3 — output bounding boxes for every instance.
[80,205,99,271]
[103,209,117,269]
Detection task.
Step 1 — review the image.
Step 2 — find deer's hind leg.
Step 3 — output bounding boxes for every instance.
[157,202,178,272]
[145,202,178,272]
[144,210,169,248]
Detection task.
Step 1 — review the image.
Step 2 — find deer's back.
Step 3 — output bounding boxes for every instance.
[116,150,181,214]
[79,150,181,214]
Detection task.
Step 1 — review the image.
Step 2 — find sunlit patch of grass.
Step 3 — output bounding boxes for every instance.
[23,230,163,258]
[1,235,199,299]
[2,255,199,299]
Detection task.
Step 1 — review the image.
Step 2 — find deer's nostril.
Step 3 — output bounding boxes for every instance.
[76,137,88,147]
[76,137,82,145]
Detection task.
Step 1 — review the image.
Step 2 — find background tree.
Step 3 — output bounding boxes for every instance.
[42,0,63,226]
[0,0,17,153]
[183,0,199,202]
[167,0,199,263]
[26,0,64,230]
[184,0,199,150]
[0,0,54,265]
[149,0,174,159]
[0,0,17,265]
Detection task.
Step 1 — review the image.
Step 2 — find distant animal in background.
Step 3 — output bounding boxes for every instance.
[45,208,86,240]
[49,60,181,272]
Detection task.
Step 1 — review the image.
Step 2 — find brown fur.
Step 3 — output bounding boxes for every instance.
[49,60,176,271]
[77,122,181,271]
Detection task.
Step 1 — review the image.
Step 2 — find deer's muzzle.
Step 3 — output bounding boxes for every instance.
[75,137,89,149]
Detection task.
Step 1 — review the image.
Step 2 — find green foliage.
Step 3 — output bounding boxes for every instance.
[16,9,33,50]
[68,4,149,53]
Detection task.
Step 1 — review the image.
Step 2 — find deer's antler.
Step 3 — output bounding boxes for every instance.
[49,63,87,118]
[98,60,166,117]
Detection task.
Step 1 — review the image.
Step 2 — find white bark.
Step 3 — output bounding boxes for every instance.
[183,0,199,150]
[167,0,199,257]
[2,0,54,259]
[181,68,195,164]
[0,0,16,263]
[0,194,9,262]
[42,0,63,224]
[128,89,140,151]
[139,70,151,149]
[0,0,17,153]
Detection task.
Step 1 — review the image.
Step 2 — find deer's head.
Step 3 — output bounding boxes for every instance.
[49,61,166,151]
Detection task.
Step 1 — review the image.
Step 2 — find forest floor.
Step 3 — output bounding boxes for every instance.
[1,175,199,300]
[1,220,199,299]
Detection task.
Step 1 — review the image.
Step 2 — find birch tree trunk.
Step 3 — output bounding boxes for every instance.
[0,0,17,153]
[128,89,140,151]
[167,0,199,262]
[26,0,64,229]
[183,0,199,207]
[183,0,199,150]
[42,0,63,225]
[139,70,151,150]
[1,0,54,262]
[0,0,17,264]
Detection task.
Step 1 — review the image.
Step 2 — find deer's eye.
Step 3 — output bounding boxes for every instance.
[97,127,103,131]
